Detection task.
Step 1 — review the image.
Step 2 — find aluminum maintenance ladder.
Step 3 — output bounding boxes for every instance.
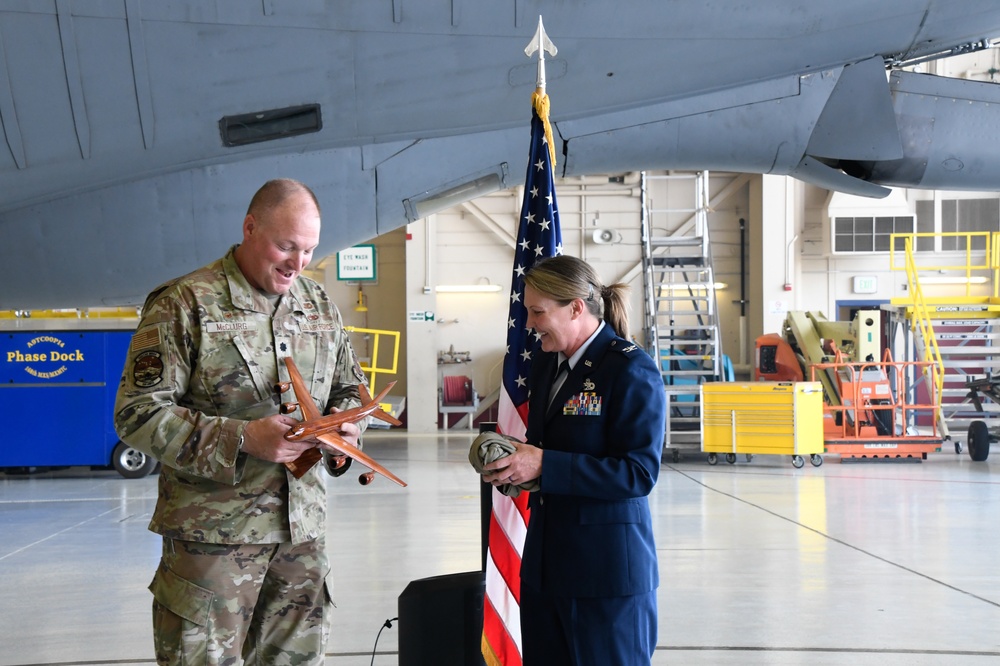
[640,171,724,461]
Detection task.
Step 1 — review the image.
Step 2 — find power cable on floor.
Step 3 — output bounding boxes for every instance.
[371,616,397,665]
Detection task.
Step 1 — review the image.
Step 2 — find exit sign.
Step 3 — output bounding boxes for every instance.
[853,276,878,294]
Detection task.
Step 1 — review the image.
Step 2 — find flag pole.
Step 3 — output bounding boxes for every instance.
[524,16,557,168]
[524,15,556,96]
[481,16,563,666]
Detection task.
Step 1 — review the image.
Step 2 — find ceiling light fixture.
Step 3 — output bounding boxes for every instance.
[435,284,503,293]
[920,276,989,285]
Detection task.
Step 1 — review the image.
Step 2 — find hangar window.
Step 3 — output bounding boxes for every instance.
[833,215,919,253]
[940,199,998,251]
[833,198,999,254]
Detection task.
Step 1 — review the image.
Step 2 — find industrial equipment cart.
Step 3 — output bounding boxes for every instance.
[701,381,824,468]
[0,317,155,478]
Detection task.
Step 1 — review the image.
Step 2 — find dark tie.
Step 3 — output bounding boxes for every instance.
[557,360,570,380]
[549,360,570,406]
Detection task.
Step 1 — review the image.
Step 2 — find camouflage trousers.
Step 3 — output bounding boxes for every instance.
[149,537,333,665]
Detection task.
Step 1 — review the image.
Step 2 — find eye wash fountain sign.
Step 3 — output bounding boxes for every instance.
[5,335,86,380]
[336,244,376,281]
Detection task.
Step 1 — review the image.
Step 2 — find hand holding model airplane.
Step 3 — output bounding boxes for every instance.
[275,357,407,487]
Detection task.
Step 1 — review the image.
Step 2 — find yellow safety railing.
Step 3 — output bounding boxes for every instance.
[993,231,1000,297]
[887,230,1000,423]
[892,236,945,404]
[889,231,994,300]
[344,326,400,393]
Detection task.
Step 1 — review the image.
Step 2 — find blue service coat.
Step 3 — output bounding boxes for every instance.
[521,323,667,599]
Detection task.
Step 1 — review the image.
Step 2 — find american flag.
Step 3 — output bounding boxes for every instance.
[481,91,562,666]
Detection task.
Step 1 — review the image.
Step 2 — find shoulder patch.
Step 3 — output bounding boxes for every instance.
[131,326,161,353]
[132,350,164,388]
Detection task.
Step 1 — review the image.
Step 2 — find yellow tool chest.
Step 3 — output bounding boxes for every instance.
[700,382,824,468]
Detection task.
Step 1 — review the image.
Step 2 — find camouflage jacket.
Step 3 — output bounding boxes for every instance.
[114,247,367,544]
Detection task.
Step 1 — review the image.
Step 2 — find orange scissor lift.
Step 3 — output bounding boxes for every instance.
[811,348,942,460]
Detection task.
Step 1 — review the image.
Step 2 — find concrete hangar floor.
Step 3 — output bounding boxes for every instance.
[1,430,999,665]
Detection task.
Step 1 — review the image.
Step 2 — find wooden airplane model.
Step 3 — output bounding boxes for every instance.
[275,357,407,487]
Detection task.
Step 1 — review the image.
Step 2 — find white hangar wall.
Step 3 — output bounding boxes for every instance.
[322,169,1000,432]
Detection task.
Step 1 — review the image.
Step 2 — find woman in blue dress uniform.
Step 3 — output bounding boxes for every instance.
[483,255,667,666]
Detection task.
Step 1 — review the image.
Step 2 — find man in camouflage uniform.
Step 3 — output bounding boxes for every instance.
[115,178,368,665]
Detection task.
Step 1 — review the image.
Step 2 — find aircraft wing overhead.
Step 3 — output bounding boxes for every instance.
[2,1,1000,307]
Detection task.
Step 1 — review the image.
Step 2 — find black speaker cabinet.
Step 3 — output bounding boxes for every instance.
[398,570,486,666]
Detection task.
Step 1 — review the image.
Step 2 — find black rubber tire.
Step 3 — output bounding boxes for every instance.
[869,400,893,436]
[968,421,991,462]
[111,441,158,479]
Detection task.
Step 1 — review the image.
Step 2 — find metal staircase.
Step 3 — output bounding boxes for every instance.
[889,231,1000,450]
[640,171,724,460]
[933,317,1000,435]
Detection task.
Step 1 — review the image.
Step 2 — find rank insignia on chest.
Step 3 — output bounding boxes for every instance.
[563,392,602,416]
